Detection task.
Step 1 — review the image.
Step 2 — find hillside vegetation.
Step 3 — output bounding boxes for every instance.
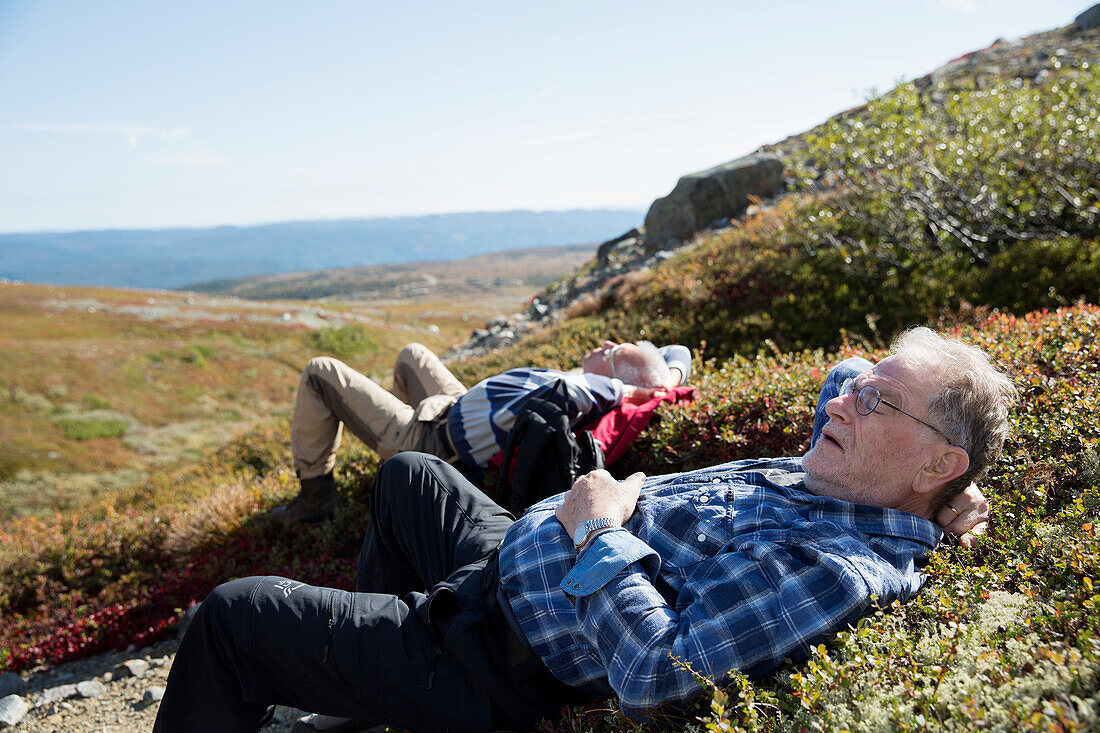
[1,305,1096,732]
[446,56,1098,386]
[0,283,489,519]
[1,29,1099,733]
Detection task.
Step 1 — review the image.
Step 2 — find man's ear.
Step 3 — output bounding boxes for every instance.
[914,446,970,495]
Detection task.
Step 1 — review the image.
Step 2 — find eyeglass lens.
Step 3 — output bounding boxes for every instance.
[841,377,879,416]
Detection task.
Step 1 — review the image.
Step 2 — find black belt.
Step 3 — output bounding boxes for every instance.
[435,413,463,465]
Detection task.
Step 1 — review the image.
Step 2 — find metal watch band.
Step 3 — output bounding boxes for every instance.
[573,516,618,549]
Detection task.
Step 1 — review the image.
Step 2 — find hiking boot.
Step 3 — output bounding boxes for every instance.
[290,714,372,733]
[269,472,340,523]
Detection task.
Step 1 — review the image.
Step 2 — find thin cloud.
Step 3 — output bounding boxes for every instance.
[13,122,192,148]
[144,150,227,167]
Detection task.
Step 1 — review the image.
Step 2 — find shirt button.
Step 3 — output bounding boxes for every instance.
[711,478,721,484]
[572,582,581,589]
[696,533,707,543]
[699,495,709,504]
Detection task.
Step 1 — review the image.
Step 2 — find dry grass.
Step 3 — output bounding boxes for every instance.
[0,282,500,519]
[163,469,296,555]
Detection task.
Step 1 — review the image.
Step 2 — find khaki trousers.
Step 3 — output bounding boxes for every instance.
[290,343,468,479]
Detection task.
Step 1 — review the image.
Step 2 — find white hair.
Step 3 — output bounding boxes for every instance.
[891,327,1018,508]
[614,341,671,388]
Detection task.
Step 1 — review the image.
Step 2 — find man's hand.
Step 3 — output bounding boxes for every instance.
[934,483,990,549]
[555,469,645,539]
[622,384,666,404]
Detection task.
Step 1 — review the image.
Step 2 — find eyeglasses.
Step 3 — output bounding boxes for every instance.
[839,377,956,445]
[607,344,622,380]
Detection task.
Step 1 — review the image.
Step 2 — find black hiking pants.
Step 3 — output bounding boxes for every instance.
[152,453,583,733]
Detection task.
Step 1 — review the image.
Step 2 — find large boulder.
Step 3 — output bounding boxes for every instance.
[642,153,784,250]
[1077,3,1100,30]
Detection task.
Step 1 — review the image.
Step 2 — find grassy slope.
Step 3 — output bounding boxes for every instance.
[1,303,1097,732]
[0,283,472,518]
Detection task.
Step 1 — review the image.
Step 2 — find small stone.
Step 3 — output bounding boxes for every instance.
[35,684,78,706]
[0,674,23,698]
[0,695,31,727]
[143,686,166,703]
[60,701,73,710]
[76,680,107,698]
[114,659,150,679]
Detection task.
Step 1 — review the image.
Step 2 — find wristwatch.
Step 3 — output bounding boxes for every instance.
[572,517,619,550]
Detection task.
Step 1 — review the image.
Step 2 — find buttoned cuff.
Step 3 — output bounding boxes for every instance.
[560,529,660,597]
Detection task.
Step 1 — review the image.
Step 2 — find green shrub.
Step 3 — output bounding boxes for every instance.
[55,414,128,441]
[791,59,1098,266]
[306,323,382,361]
[82,393,111,410]
[182,347,207,368]
[486,60,1100,368]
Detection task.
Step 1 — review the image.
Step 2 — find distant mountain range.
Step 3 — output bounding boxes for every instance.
[0,209,642,290]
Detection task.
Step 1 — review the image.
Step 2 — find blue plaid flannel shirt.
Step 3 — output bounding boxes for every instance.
[497,456,942,718]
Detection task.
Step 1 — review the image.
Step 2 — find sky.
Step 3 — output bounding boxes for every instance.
[0,0,1090,233]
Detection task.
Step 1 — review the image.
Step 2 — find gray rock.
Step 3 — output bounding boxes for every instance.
[0,675,24,699]
[77,679,107,698]
[114,658,150,679]
[596,228,642,268]
[0,695,30,728]
[143,686,166,703]
[643,153,784,249]
[472,328,490,340]
[35,683,78,706]
[486,315,508,329]
[1076,3,1100,30]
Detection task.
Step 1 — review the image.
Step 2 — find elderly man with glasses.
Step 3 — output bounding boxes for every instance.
[156,327,1012,733]
[271,339,692,523]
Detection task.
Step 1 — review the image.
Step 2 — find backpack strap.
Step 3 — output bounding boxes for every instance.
[498,380,576,514]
